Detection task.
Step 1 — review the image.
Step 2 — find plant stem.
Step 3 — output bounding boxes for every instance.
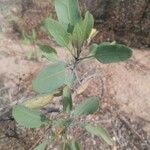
[78,55,94,61]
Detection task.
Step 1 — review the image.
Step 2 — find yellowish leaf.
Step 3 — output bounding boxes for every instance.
[24,95,54,109]
[87,28,98,43]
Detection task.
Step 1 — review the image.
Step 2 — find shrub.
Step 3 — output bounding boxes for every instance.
[12,0,132,149]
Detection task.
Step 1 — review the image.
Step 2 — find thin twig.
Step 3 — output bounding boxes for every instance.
[74,68,82,85]
[78,55,94,61]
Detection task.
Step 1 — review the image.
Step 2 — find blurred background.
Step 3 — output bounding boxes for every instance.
[0,0,149,48]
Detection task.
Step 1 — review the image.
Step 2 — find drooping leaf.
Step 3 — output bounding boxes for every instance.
[38,44,58,62]
[32,62,66,94]
[12,105,47,128]
[73,97,100,117]
[24,94,54,109]
[54,0,81,27]
[33,141,47,150]
[44,17,70,47]
[72,11,94,47]
[70,139,81,150]
[62,86,72,113]
[85,124,113,145]
[94,43,133,64]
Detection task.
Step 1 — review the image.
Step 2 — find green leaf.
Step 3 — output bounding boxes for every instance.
[33,141,47,150]
[62,86,72,113]
[65,71,76,87]
[72,22,83,47]
[54,0,81,27]
[44,17,70,47]
[32,62,66,94]
[70,139,81,150]
[73,97,100,117]
[89,43,98,56]
[90,42,111,54]
[38,44,58,62]
[12,105,47,128]
[85,124,113,145]
[94,43,133,64]
[72,11,94,47]
[82,11,94,40]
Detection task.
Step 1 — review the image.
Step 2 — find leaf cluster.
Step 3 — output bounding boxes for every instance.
[12,0,132,149]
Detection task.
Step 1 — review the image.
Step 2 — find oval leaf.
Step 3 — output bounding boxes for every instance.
[94,43,132,64]
[85,124,113,145]
[32,62,66,94]
[12,105,47,128]
[62,86,73,113]
[33,141,47,150]
[44,17,70,47]
[55,0,81,27]
[73,97,100,117]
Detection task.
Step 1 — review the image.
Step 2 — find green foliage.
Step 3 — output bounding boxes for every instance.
[12,105,47,128]
[12,0,133,148]
[73,97,100,117]
[55,0,81,28]
[65,71,76,87]
[93,42,133,64]
[44,17,71,47]
[38,44,58,62]
[85,124,113,145]
[62,86,73,113]
[72,11,94,48]
[32,62,66,94]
